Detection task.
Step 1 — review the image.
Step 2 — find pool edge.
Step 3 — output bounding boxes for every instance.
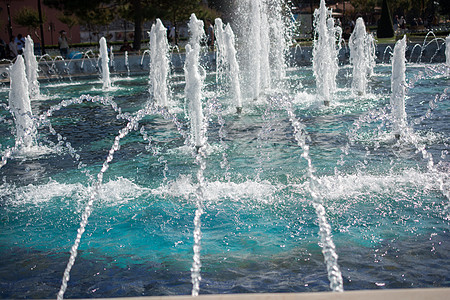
[70,288,449,300]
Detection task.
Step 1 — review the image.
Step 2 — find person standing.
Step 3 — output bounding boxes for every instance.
[8,36,18,58]
[0,39,6,59]
[169,25,176,45]
[15,34,25,55]
[393,15,399,33]
[399,16,406,33]
[58,30,69,58]
[206,19,214,51]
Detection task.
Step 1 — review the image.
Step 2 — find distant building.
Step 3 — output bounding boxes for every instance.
[0,0,81,48]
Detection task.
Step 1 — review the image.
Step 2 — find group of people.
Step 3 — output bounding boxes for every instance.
[0,34,25,60]
[165,19,215,50]
[0,18,218,60]
[0,30,70,60]
[393,15,407,34]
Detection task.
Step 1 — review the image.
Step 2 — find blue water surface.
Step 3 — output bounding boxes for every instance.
[0,63,449,298]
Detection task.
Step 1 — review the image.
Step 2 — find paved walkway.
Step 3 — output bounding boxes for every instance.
[87,288,449,300]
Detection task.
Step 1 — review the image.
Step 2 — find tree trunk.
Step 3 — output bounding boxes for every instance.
[37,0,46,54]
[132,0,143,50]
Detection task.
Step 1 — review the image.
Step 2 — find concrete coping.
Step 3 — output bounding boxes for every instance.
[80,288,449,300]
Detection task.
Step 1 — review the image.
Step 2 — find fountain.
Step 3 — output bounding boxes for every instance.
[7,55,36,150]
[185,14,206,150]
[312,0,342,105]
[0,2,449,300]
[390,36,407,138]
[99,37,111,89]
[110,45,115,71]
[234,0,291,100]
[349,18,375,95]
[446,34,450,75]
[24,36,40,99]
[214,18,242,113]
[124,51,130,76]
[149,18,170,107]
[233,0,268,99]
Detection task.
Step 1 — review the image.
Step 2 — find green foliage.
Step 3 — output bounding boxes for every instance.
[58,14,78,29]
[194,5,221,21]
[438,0,450,16]
[350,0,379,15]
[13,7,46,30]
[115,0,160,22]
[158,0,203,23]
[43,0,110,19]
[377,0,394,38]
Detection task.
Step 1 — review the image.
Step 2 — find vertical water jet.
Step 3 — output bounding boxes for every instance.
[312,0,342,106]
[24,35,40,99]
[249,0,262,99]
[235,0,290,99]
[349,18,375,95]
[99,37,111,90]
[390,35,407,138]
[125,51,130,77]
[185,14,206,149]
[446,34,450,75]
[184,14,208,296]
[214,18,227,85]
[268,0,290,81]
[259,2,271,91]
[8,55,36,149]
[149,19,170,107]
[215,18,243,113]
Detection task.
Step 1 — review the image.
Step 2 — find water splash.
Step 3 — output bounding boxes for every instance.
[80,50,97,71]
[390,36,407,138]
[140,49,151,67]
[99,37,111,89]
[416,31,443,63]
[312,0,342,105]
[185,14,206,149]
[149,19,170,107]
[349,18,375,95]
[109,45,115,71]
[191,149,206,297]
[446,34,450,75]
[184,13,208,296]
[235,0,263,99]
[267,0,292,81]
[273,95,344,292]
[57,103,157,300]
[214,18,227,86]
[234,0,291,99]
[124,51,130,76]
[8,56,36,150]
[214,18,242,113]
[24,36,40,99]
[259,2,271,91]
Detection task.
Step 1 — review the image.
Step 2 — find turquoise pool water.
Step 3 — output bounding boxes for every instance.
[0,63,449,298]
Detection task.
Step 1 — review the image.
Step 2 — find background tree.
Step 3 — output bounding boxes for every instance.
[114,0,161,50]
[58,14,78,41]
[377,0,394,38]
[45,0,159,49]
[13,7,47,41]
[159,0,220,42]
[45,0,116,43]
[437,0,450,17]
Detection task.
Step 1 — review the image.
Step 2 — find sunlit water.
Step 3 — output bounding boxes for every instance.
[0,63,449,298]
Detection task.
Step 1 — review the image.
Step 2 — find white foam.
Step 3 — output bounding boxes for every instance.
[292,168,448,202]
[152,175,280,203]
[2,177,150,208]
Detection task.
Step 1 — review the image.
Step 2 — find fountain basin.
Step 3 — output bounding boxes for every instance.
[0,54,449,299]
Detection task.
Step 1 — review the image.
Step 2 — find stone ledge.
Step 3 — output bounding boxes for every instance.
[76,288,449,300]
